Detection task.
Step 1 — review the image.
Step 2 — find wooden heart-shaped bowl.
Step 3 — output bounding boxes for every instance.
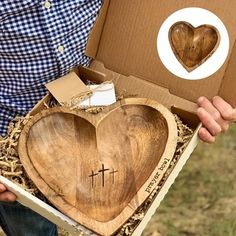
[18,98,177,235]
[169,21,220,72]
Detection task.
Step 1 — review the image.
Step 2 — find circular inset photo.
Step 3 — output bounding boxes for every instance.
[157,7,230,80]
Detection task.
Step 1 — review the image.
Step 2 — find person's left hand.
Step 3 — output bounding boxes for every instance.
[197,96,236,143]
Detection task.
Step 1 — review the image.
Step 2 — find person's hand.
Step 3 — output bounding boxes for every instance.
[0,183,16,202]
[197,96,236,143]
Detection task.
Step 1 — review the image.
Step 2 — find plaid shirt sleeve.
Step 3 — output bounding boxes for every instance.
[0,0,103,136]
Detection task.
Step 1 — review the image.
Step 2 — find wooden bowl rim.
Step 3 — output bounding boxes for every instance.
[168,21,221,72]
[18,98,178,235]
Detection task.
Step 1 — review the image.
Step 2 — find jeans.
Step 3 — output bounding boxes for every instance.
[0,202,58,236]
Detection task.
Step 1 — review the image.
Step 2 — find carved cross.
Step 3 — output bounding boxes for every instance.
[110,169,118,184]
[98,164,110,187]
[89,170,98,187]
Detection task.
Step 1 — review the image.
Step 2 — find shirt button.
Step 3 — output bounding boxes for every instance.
[44,1,51,9]
[58,45,65,53]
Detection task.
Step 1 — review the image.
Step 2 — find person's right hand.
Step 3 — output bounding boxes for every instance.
[0,183,17,202]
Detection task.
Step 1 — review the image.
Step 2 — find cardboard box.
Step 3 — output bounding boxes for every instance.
[2,0,236,235]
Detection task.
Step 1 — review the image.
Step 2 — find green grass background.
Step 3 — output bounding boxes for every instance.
[142,124,236,236]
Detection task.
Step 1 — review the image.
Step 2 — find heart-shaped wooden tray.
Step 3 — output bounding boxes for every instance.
[169,21,220,72]
[18,98,177,235]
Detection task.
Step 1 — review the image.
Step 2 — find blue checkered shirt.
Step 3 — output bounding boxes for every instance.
[0,0,103,136]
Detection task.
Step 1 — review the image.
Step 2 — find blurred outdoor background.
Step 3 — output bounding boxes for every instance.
[142,124,236,236]
[0,125,235,236]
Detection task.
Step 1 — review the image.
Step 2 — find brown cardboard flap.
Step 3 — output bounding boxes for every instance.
[87,0,236,107]
[85,0,110,58]
[77,66,106,83]
[219,40,236,107]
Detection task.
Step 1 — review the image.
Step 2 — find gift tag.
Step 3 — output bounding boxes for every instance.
[46,72,91,105]
[79,83,116,107]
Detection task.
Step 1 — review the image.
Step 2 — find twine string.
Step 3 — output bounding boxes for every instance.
[66,80,114,109]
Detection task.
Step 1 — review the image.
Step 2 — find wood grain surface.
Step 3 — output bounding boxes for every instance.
[18,98,177,235]
[169,21,220,72]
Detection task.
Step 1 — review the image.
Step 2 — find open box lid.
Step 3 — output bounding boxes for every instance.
[86,0,236,110]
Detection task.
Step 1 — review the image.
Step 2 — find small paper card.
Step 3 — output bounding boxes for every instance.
[45,72,91,105]
[79,83,116,107]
